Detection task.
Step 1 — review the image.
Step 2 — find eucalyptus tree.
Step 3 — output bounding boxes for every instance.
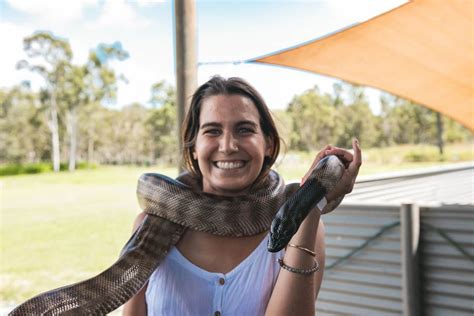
[0,84,49,163]
[146,81,178,164]
[72,42,129,168]
[286,85,341,151]
[338,85,379,148]
[17,31,73,171]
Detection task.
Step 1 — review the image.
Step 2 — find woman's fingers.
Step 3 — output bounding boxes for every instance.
[325,147,353,168]
[350,138,362,171]
[344,139,362,193]
[301,145,332,185]
[326,139,362,200]
[301,140,363,189]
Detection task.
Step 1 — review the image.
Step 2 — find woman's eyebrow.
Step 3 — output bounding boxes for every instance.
[200,122,222,129]
[237,120,258,127]
[200,120,258,129]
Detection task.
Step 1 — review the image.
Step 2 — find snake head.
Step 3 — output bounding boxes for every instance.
[268,216,292,252]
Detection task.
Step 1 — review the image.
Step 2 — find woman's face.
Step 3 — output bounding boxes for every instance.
[193,94,272,196]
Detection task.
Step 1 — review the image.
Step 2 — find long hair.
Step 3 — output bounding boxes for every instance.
[181,76,280,184]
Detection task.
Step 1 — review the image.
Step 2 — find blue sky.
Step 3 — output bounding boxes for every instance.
[0,0,406,113]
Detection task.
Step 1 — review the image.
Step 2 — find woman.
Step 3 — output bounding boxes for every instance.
[123,76,361,315]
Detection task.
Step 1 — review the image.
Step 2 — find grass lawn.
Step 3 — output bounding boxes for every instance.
[1,144,472,304]
[1,165,176,304]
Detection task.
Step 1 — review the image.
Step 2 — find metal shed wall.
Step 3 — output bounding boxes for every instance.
[316,204,403,315]
[420,205,474,316]
[315,203,474,315]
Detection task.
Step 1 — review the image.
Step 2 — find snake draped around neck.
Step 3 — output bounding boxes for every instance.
[10,170,298,315]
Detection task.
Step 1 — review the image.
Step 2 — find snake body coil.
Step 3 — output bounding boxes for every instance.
[9,155,344,315]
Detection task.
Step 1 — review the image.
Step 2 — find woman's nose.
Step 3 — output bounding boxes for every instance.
[219,133,238,154]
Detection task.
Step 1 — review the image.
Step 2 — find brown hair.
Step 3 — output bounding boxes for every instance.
[182,76,280,183]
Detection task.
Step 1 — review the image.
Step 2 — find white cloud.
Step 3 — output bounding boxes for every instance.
[132,0,166,7]
[6,0,97,23]
[0,22,45,89]
[89,0,152,30]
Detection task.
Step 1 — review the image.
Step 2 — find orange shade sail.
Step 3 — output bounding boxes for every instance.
[251,0,473,131]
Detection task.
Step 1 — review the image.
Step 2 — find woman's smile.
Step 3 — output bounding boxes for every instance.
[214,160,246,170]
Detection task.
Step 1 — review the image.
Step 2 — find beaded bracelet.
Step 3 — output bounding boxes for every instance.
[278,258,320,275]
[287,243,316,257]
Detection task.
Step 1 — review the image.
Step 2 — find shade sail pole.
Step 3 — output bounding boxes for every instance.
[174,0,197,172]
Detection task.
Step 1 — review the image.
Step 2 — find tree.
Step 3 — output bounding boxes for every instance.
[64,41,128,170]
[17,31,73,171]
[0,84,49,163]
[286,86,341,151]
[337,85,379,148]
[146,81,178,164]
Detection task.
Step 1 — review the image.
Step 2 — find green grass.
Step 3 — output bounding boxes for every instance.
[1,143,472,303]
[1,166,177,303]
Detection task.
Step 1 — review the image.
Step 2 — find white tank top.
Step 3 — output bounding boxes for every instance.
[145,234,284,316]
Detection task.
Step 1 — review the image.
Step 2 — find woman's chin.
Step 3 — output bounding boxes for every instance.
[205,179,253,196]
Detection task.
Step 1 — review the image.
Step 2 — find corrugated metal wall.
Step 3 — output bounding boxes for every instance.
[420,205,474,316]
[316,203,474,315]
[317,204,403,315]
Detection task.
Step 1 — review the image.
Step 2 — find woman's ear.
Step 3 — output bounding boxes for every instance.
[265,137,274,157]
[192,150,197,160]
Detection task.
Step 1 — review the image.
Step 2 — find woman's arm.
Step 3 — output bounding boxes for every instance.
[122,212,148,316]
[266,139,361,316]
[266,210,325,316]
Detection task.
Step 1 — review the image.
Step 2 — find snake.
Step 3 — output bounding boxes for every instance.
[9,155,344,315]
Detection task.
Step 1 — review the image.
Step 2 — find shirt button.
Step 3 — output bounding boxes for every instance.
[214,311,221,316]
[219,278,225,285]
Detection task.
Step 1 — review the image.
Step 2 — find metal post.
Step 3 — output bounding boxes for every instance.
[174,0,197,172]
[400,203,421,316]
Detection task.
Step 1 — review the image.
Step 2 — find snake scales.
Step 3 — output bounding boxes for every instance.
[10,155,344,315]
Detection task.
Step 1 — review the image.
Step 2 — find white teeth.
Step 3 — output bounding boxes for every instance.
[216,161,244,169]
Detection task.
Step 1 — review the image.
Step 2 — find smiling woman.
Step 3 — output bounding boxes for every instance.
[122,76,362,316]
[7,75,360,315]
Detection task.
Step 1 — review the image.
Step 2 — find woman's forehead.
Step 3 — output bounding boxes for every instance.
[199,94,261,125]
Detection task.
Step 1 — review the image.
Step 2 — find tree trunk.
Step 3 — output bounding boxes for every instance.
[67,107,77,171]
[87,134,94,164]
[436,112,444,157]
[49,89,61,172]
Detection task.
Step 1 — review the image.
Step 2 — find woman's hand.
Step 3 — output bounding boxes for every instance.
[302,139,362,205]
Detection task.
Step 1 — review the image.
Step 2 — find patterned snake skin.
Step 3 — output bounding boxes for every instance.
[9,155,344,315]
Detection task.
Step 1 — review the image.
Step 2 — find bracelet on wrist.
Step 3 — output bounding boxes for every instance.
[278,258,320,275]
[287,243,316,257]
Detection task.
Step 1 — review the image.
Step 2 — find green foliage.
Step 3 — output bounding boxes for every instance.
[146,81,179,164]
[0,162,97,176]
[403,147,443,162]
[287,85,341,151]
[0,85,50,163]
[285,83,472,152]
[0,163,52,176]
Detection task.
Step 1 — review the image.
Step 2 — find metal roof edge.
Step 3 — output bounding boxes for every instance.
[356,162,473,183]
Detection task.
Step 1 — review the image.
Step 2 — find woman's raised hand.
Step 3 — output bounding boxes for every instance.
[301,139,362,205]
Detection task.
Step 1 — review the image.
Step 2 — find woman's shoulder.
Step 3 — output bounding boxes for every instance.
[132,211,147,232]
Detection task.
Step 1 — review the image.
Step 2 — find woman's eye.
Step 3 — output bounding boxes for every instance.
[239,127,255,134]
[203,129,220,135]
